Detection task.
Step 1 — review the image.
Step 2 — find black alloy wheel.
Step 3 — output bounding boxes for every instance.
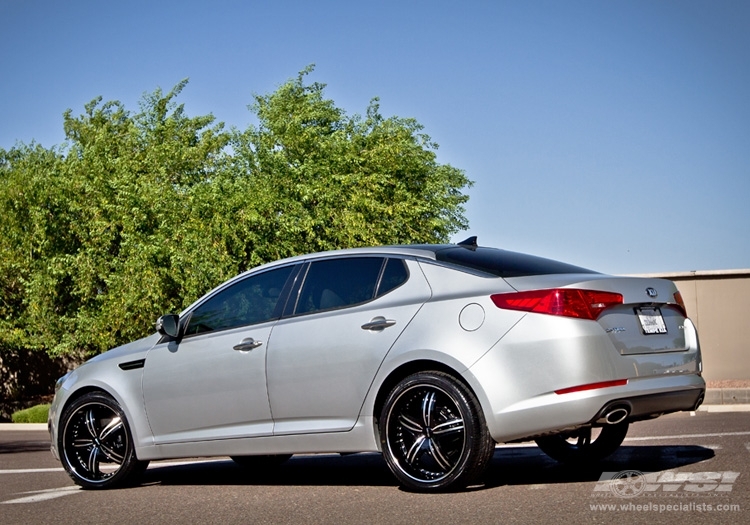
[380,371,495,491]
[59,392,148,489]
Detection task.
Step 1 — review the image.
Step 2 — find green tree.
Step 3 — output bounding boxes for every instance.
[0,68,471,358]
[231,67,471,261]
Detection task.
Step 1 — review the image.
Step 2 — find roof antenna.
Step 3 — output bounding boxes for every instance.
[457,236,477,247]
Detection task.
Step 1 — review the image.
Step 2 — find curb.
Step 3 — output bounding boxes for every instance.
[696,404,750,413]
[704,388,750,405]
[0,423,47,431]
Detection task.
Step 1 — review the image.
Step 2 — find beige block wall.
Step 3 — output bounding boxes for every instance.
[638,270,750,382]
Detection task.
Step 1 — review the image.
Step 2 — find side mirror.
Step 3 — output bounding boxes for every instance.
[156,314,180,339]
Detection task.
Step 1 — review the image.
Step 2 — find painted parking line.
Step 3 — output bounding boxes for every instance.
[0,467,65,474]
[625,430,750,442]
[2,486,80,504]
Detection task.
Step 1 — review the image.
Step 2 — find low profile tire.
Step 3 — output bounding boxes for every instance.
[535,421,629,464]
[231,454,292,470]
[59,392,148,490]
[379,371,495,492]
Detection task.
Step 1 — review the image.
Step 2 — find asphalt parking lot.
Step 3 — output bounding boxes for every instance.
[1,410,748,525]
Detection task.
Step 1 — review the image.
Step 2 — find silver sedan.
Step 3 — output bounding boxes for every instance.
[49,238,705,491]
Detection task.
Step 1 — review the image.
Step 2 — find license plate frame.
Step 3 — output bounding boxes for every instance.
[636,307,667,335]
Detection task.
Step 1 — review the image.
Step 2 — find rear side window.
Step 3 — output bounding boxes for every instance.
[434,247,596,278]
[376,258,408,297]
[296,257,384,314]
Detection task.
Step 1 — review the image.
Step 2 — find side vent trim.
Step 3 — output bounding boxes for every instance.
[118,359,146,371]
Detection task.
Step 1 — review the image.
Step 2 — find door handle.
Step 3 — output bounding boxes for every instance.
[233,338,263,351]
[361,316,397,332]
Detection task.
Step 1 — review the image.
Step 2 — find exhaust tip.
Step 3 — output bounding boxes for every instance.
[605,407,629,425]
[596,405,630,425]
[693,393,705,411]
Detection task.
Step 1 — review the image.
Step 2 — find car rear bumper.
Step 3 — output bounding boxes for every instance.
[592,386,705,424]
[482,374,706,443]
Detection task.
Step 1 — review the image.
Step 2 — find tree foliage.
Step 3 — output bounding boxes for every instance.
[0,67,471,357]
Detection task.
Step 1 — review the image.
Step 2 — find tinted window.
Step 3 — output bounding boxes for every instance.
[434,247,595,278]
[296,257,384,314]
[376,258,408,297]
[185,265,294,335]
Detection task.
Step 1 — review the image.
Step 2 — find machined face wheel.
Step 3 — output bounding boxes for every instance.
[59,392,147,489]
[386,385,466,482]
[380,371,494,491]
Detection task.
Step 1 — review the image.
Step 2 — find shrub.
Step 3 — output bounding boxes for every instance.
[11,403,50,423]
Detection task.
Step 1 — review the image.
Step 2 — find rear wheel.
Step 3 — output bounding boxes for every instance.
[379,371,495,491]
[59,392,148,489]
[535,422,629,464]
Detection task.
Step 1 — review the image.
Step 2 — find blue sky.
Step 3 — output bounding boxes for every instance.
[2,0,748,274]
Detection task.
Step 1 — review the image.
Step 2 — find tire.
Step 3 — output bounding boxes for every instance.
[379,371,495,491]
[59,391,148,489]
[535,422,629,464]
[231,454,293,470]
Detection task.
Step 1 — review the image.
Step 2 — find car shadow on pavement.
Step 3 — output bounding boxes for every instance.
[141,452,397,488]
[139,444,714,490]
[483,444,715,489]
[0,440,51,454]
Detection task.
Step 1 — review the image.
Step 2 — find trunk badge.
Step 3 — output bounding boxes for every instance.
[646,287,658,298]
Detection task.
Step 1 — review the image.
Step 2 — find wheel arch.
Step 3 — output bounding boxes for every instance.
[373,359,476,427]
[52,381,151,460]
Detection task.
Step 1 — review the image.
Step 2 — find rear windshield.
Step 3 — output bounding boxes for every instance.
[434,247,596,278]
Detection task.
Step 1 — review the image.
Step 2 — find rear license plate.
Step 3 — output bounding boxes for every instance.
[636,307,667,335]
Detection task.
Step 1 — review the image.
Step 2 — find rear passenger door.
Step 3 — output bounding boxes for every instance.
[266,256,431,435]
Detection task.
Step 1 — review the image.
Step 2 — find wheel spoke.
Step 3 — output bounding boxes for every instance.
[98,443,125,464]
[398,414,423,434]
[406,435,426,465]
[72,438,95,448]
[99,417,123,442]
[87,446,101,477]
[421,391,435,427]
[432,418,464,435]
[429,439,452,470]
[84,409,98,440]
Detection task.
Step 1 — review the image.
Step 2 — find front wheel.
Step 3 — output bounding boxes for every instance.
[535,422,629,464]
[379,371,495,491]
[59,392,148,489]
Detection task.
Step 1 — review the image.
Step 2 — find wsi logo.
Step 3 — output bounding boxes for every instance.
[593,470,740,498]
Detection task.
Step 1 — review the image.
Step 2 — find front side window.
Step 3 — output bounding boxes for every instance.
[185,265,294,335]
[295,257,384,315]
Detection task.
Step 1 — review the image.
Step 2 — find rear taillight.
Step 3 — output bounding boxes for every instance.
[491,289,623,320]
[673,291,688,317]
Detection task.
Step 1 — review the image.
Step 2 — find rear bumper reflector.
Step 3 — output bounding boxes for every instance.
[555,379,628,395]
